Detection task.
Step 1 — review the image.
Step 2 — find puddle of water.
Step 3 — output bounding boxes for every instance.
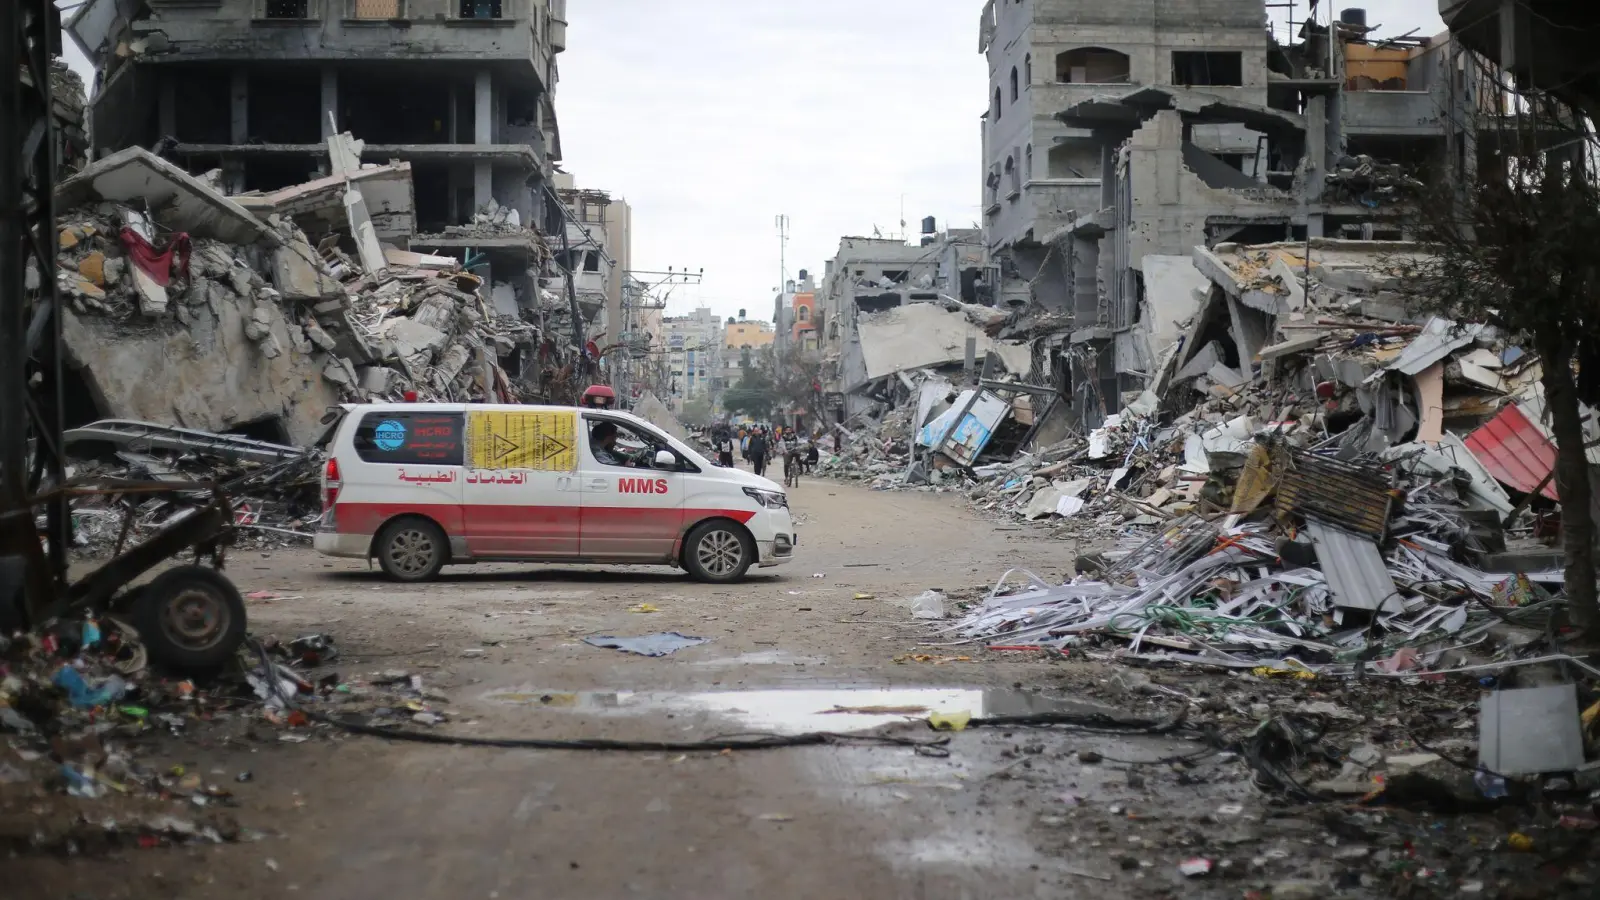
[481,686,1105,735]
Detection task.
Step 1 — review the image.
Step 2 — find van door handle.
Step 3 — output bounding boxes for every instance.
[587,478,609,491]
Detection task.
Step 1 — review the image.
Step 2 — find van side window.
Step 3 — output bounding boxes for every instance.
[586,419,663,469]
[353,412,465,465]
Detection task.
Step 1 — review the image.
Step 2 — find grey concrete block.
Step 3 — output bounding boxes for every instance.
[1479,684,1585,776]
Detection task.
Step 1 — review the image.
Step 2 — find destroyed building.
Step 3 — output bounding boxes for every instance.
[66,0,574,325]
[816,230,999,420]
[551,173,631,352]
[976,2,1508,426]
[46,0,615,446]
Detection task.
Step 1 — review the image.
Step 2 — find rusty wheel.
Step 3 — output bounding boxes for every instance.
[133,565,246,671]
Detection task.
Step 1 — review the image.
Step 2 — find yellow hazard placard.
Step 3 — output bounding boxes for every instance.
[466,410,578,472]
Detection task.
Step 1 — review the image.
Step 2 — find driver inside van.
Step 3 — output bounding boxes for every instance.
[590,421,646,468]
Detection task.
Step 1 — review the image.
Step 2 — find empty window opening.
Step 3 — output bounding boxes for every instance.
[1047,142,1097,179]
[1024,53,1032,86]
[1004,156,1018,194]
[797,306,810,322]
[249,70,322,144]
[583,251,600,273]
[173,73,232,144]
[1009,66,1019,102]
[880,269,908,283]
[410,161,452,232]
[1172,51,1243,87]
[341,71,454,144]
[1183,142,1259,190]
[242,159,322,193]
[1025,144,1033,180]
[1057,48,1130,84]
[459,0,503,18]
[992,87,1002,120]
[263,0,309,18]
[855,293,901,314]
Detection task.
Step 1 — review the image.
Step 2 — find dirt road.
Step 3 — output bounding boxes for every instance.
[13,476,1267,900]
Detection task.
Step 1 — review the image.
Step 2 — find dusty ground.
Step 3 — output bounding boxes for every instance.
[5,475,1579,899]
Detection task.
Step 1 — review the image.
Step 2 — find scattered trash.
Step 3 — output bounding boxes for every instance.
[582,633,709,657]
[1178,857,1213,877]
[908,590,948,620]
[927,710,971,732]
[628,603,661,614]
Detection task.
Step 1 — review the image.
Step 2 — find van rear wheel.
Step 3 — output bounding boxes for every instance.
[376,517,449,582]
[683,520,754,583]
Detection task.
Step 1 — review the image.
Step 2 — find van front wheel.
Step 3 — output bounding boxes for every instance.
[683,521,754,583]
[376,517,449,582]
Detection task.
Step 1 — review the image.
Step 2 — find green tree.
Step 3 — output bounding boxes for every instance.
[762,346,824,424]
[722,365,777,420]
[1401,106,1600,635]
[679,399,714,427]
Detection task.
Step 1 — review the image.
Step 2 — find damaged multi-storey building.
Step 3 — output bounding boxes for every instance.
[51,0,608,445]
[816,226,995,420]
[978,0,1492,425]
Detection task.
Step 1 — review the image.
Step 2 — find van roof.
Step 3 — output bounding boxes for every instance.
[340,402,650,425]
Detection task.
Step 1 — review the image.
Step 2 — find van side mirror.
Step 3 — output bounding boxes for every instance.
[654,449,677,469]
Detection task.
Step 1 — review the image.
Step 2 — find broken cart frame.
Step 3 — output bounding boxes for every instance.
[0,1,249,668]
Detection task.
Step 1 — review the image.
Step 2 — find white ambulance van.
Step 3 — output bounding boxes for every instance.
[313,403,796,583]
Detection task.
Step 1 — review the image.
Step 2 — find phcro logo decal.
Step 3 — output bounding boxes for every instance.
[619,477,669,494]
[374,419,407,451]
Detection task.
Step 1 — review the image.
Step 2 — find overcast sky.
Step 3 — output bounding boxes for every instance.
[61,1,1447,323]
[559,0,1445,321]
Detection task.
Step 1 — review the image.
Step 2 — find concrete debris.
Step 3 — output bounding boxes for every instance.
[52,145,597,447]
[815,237,1596,692]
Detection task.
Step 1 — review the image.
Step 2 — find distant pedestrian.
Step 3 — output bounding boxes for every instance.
[748,428,771,478]
[714,432,735,468]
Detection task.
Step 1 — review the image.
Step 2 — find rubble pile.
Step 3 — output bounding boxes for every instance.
[59,423,323,555]
[820,239,1600,678]
[56,192,521,411]
[48,144,600,451]
[0,609,455,855]
[946,500,1565,670]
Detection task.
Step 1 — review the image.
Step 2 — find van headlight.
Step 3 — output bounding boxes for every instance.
[743,487,788,509]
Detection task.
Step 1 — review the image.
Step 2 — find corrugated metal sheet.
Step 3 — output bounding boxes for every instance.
[1306,521,1401,612]
[1276,450,1393,539]
[1464,403,1559,500]
[1371,317,1485,379]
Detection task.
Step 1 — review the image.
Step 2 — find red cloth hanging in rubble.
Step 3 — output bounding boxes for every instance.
[118,227,192,287]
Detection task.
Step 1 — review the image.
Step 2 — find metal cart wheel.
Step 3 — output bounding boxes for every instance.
[132,564,247,671]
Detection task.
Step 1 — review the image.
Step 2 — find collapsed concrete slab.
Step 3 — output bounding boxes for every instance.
[61,293,339,446]
[234,161,416,243]
[631,392,691,443]
[856,302,1031,383]
[55,147,272,245]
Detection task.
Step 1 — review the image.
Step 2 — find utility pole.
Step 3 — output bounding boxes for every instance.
[622,267,702,405]
[774,214,790,288]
